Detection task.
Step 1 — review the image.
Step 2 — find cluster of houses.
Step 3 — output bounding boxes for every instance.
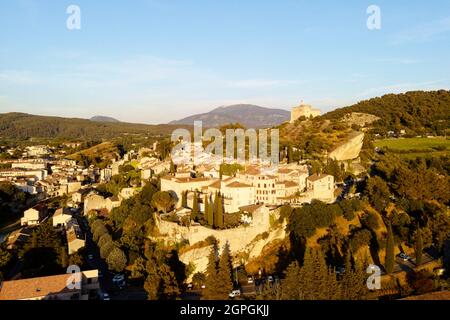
[0,158,93,197]
[161,162,336,216]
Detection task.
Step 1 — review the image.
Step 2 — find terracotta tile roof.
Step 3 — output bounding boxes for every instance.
[0,274,79,300]
[226,181,252,188]
[278,180,299,188]
[307,174,331,182]
[208,180,222,189]
[239,204,265,214]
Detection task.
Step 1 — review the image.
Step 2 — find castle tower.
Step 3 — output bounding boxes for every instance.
[290,101,321,123]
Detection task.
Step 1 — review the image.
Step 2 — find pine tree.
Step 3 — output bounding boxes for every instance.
[191,191,199,222]
[385,223,395,274]
[204,244,219,300]
[281,261,303,299]
[158,263,180,300]
[295,248,338,300]
[340,250,368,300]
[415,228,423,266]
[216,244,233,299]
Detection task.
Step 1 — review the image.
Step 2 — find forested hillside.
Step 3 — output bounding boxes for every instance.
[0,113,190,140]
[323,90,450,135]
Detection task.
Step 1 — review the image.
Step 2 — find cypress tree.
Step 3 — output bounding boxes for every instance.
[287,145,294,163]
[214,192,224,229]
[415,228,423,266]
[181,191,187,208]
[385,223,395,274]
[191,191,199,222]
[170,160,176,175]
[205,195,214,226]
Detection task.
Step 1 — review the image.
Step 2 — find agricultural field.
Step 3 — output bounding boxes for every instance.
[374,137,450,159]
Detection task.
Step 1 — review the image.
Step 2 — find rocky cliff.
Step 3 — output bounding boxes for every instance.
[328,132,365,161]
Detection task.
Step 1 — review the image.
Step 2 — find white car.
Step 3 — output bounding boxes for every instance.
[103,293,110,301]
[247,276,254,284]
[267,276,274,282]
[88,254,94,260]
[229,289,241,298]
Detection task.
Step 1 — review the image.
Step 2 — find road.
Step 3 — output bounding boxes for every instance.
[80,215,148,300]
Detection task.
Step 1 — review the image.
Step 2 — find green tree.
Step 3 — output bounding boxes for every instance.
[214,193,224,229]
[100,240,115,259]
[130,256,146,280]
[181,191,188,208]
[158,263,180,299]
[191,191,199,222]
[192,272,206,288]
[385,223,395,274]
[204,244,220,300]
[151,191,174,213]
[281,261,303,299]
[205,195,214,226]
[107,247,127,272]
[365,176,391,212]
[340,251,369,300]
[415,228,424,266]
[216,244,233,299]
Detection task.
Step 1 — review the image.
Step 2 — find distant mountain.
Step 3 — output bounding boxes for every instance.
[90,115,120,123]
[0,113,190,140]
[170,104,290,128]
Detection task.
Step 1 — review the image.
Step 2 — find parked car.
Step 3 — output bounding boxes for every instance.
[88,254,94,260]
[112,273,126,289]
[187,283,193,290]
[247,276,254,284]
[398,253,411,261]
[267,276,274,283]
[102,293,110,301]
[229,289,241,298]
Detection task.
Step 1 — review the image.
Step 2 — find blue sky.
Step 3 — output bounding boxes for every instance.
[1,0,450,123]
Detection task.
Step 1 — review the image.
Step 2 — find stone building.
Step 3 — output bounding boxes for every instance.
[290,102,321,123]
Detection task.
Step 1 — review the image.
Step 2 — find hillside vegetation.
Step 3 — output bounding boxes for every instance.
[0,112,190,140]
[323,90,450,136]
